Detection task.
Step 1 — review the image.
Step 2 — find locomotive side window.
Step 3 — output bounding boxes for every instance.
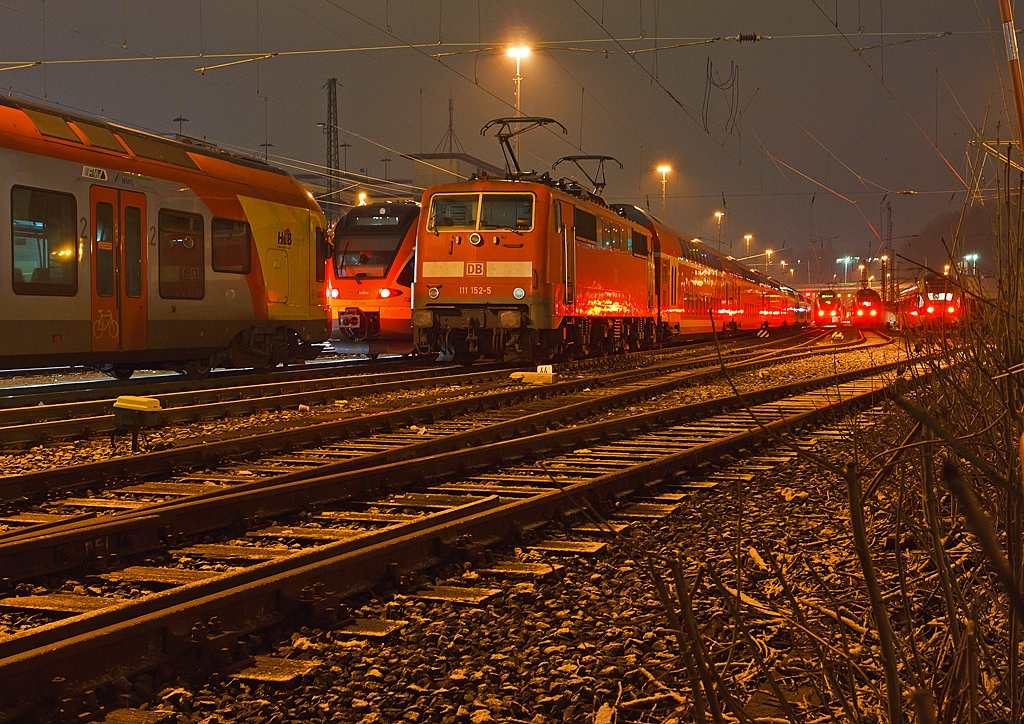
[396,257,415,288]
[632,230,649,257]
[212,218,253,274]
[480,194,533,231]
[95,202,115,297]
[575,209,597,243]
[11,186,78,296]
[124,206,143,297]
[428,194,479,231]
[159,210,205,299]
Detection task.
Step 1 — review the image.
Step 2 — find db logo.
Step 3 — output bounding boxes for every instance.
[277,229,292,246]
[466,262,484,276]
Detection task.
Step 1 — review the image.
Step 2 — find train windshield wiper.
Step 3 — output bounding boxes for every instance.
[479,224,524,235]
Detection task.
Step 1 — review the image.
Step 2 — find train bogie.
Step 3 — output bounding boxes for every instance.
[0,96,330,375]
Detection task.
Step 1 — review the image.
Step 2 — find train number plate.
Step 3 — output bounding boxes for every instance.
[458,286,492,295]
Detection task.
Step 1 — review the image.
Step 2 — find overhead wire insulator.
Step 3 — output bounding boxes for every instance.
[737,33,762,43]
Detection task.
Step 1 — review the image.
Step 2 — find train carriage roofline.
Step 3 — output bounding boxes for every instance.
[0,95,321,215]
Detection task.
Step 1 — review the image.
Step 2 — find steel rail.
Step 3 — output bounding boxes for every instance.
[0,355,907,584]
[0,331,882,523]
[0,361,922,722]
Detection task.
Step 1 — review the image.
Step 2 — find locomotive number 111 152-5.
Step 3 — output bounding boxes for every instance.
[458,286,492,295]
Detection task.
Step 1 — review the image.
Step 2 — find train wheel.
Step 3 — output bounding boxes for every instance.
[183,359,212,380]
[102,365,135,381]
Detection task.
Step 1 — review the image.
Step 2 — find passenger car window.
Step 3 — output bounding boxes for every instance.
[159,210,205,299]
[11,186,77,296]
[212,218,252,274]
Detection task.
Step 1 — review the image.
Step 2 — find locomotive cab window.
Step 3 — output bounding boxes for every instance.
[11,186,78,296]
[428,194,479,231]
[427,193,534,232]
[159,210,205,299]
[212,218,253,274]
[632,230,649,257]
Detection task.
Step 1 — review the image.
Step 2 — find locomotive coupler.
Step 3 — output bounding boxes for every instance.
[112,396,163,452]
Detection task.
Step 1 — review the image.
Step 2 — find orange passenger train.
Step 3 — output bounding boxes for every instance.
[0,95,330,378]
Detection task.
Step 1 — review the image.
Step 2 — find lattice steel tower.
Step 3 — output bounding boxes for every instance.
[324,78,340,224]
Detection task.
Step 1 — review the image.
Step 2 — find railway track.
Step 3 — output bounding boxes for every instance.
[0,346,917,721]
[0,329,874,525]
[0,330,829,447]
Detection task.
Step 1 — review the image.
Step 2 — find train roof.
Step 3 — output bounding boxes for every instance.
[0,94,321,216]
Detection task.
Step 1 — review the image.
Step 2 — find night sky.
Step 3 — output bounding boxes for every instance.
[0,1,1012,283]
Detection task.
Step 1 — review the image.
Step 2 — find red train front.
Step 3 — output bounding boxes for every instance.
[812,291,845,325]
[850,287,884,328]
[902,274,962,328]
[326,202,418,357]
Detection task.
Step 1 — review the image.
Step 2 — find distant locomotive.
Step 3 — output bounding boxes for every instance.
[325,201,418,357]
[850,287,884,328]
[812,291,845,325]
[412,117,806,361]
[902,274,963,328]
[0,96,331,378]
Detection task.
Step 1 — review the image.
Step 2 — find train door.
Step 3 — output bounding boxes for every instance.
[266,248,289,303]
[90,187,148,353]
[557,201,575,305]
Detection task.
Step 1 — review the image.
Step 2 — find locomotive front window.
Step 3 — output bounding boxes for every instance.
[428,194,479,231]
[479,194,533,231]
[11,186,78,296]
[334,234,404,279]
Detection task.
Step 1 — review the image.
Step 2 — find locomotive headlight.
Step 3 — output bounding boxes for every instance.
[947,305,955,314]
[428,287,440,299]
[470,232,483,246]
[513,287,526,300]
[331,288,339,299]
[499,310,522,328]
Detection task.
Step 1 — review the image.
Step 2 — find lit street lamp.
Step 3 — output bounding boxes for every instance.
[744,233,752,256]
[964,253,979,275]
[836,256,854,284]
[765,248,773,273]
[507,45,530,159]
[657,165,671,218]
[714,211,724,251]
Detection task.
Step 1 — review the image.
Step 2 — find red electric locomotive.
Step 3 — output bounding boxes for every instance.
[326,201,418,357]
[850,287,884,328]
[412,117,806,361]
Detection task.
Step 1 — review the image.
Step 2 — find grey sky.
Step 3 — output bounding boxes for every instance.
[0,1,1011,282]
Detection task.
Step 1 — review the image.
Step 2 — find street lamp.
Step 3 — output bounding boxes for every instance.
[657,165,671,217]
[507,45,530,159]
[964,253,979,275]
[837,256,853,284]
[714,211,724,251]
[743,233,752,256]
[765,248,773,273]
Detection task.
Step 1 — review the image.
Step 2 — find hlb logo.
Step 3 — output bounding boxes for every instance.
[466,262,484,276]
[277,229,292,246]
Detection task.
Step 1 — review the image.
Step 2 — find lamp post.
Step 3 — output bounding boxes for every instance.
[714,211,724,251]
[744,233,752,257]
[657,165,671,217]
[765,248,773,273]
[837,256,853,284]
[858,263,866,286]
[964,253,979,275]
[507,45,530,159]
